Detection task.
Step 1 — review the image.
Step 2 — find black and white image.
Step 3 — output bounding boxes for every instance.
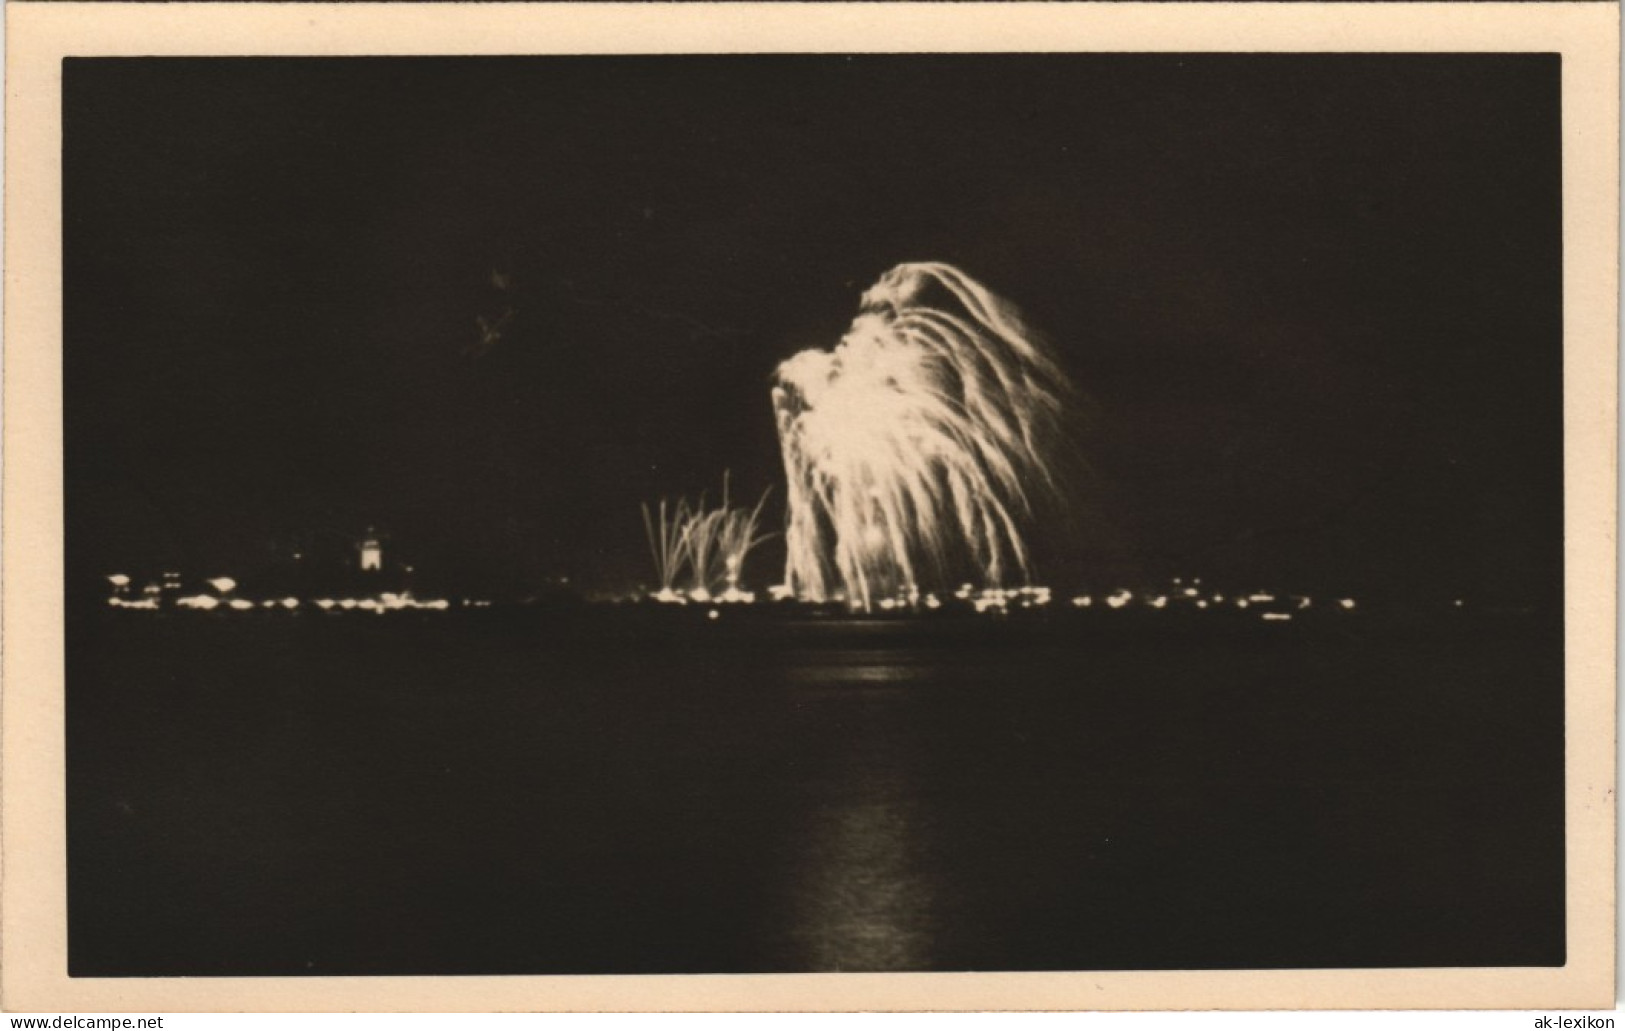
[64,54,1566,977]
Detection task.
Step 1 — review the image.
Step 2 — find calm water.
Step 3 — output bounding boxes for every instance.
[67,609,1564,975]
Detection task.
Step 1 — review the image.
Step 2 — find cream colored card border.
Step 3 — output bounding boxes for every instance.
[3,2,1616,1013]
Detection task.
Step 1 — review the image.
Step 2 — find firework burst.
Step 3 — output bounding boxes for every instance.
[772,262,1074,610]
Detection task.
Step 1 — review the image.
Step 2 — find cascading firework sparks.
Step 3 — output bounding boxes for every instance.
[772,262,1074,610]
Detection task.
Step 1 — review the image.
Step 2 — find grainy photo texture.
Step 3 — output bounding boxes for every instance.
[64,54,1564,977]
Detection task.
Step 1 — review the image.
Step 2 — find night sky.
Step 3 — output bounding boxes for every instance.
[64,54,1562,602]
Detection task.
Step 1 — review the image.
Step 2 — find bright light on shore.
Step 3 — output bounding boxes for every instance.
[109,597,159,610]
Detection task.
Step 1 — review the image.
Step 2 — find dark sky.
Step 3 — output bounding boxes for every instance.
[64,54,1562,602]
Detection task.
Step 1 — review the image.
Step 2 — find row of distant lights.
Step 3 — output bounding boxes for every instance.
[826,580,1359,621]
[649,586,758,605]
[311,594,465,613]
[112,572,1365,622]
[650,577,1360,623]
[105,574,487,614]
[1060,580,1358,622]
[119,593,486,613]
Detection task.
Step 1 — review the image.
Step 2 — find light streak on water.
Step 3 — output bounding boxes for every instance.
[781,654,938,971]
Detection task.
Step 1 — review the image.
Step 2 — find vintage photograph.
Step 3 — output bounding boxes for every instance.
[56,51,1572,981]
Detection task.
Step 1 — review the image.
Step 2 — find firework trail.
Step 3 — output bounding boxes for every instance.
[642,497,692,599]
[715,476,773,592]
[681,498,727,598]
[772,262,1074,610]
[642,474,775,600]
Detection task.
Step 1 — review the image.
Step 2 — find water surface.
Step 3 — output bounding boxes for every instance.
[67,610,1564,975]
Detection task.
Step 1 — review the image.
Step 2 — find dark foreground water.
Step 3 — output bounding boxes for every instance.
[68,608,1564,975]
